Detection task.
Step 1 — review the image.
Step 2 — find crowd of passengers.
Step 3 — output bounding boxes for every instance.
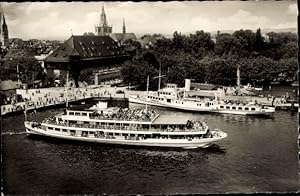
[42,115,209,133]
[90,108,159,122]
[220,99,260,106]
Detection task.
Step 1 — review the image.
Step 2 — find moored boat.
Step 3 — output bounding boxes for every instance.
[24,102,228,149]
[129,83,275,116]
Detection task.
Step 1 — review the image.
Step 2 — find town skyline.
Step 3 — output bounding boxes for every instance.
[0,1,298,41]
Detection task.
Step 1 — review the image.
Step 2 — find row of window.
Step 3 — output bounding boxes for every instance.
[159,92,172,95]
[48,127,68,132]
[148,96,163,101]
[219,106,256,111]
[46,127,203,138]
[68,111,89,116]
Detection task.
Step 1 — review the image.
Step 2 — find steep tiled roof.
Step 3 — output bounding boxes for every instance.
[45,35,127,63]
[3,48,35,60]
[110,33,137,43]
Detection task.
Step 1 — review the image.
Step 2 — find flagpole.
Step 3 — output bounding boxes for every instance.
[146,75,149,112]
[237,64,240,88]
[66,70,69,108]
[158,63,161,91]
[17,64,20,88]
[24,103,27,122]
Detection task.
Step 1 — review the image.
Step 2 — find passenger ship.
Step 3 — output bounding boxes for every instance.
[129,83,275,116]
[24,102,228,149]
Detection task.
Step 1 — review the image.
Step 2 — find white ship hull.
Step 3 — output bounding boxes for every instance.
[129,97,213,112]
[25,122,227,149]
[210,109,273,115]
[129,97,274,116]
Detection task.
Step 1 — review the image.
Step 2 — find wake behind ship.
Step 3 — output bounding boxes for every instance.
[24,102,227,149]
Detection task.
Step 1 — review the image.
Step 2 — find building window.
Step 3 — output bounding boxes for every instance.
[69,112,74,115]
[55,128,60,131]
[226,106,230,109]
[82,113,87,116]
[232,107,236,109]
[220,106,224,109]
[238,107,243,110]
[251,108,256,111]
[245,107,249,110]
[48,127,53,130]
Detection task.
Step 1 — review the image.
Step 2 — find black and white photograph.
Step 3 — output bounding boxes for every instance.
[1,0,299,194]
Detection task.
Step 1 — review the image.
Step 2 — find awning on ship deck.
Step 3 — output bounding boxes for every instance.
[152,114,190,125]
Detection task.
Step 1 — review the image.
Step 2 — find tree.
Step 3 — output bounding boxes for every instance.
[187,30,215,58]
[264,32,298,60]
[121,56,158,90]
[215,33,236,56]
[1,55,44,84]
[254,28,265,52]
[232,29,256,57]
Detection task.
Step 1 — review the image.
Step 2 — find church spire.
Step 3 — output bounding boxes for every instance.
[122,18,126,34]
[95,4,112,36]
[2,13,6,25]
[0,7,9,47]
[100,5,107,26]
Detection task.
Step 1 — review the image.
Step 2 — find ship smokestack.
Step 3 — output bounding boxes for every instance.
[185,79,191,92]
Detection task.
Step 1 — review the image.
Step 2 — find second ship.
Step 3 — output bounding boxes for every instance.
[129,80,275,116]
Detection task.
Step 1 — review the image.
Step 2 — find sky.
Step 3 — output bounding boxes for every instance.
[0,1,298,41]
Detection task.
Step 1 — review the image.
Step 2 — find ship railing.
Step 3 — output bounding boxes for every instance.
[44,122,203,132]
[90,116,153,122]
[89,108,159,122]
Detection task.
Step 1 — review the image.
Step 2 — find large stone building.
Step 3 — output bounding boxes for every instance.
[44,35,131,86]
[0,6,9,47]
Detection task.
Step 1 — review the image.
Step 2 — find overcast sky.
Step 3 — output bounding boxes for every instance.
[0,1,298,40]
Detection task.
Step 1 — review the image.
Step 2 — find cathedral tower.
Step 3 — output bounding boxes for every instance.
[0,7,9,47]
[95,5,112,36]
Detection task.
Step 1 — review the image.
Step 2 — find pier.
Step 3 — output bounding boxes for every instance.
[0,85,129,116]
[1,85,298,117]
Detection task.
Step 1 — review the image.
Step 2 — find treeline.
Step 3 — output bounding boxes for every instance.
[0,49,45,84]
[121,29,298,90]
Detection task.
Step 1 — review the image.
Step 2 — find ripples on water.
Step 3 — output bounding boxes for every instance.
[1,104,299,194]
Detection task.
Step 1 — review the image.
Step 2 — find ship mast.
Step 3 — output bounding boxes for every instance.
[146,75,149,112]
[153,62,165,91]
[158,63,161,91]
[237,64,241,88]
[24,103,27,121]
[65,70,69,108]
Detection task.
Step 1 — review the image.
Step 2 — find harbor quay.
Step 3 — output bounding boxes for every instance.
[0,85,128,116]
[1,85,297,116]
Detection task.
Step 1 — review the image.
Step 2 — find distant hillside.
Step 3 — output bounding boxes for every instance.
[209,27,297,37]
[261,28,297,34]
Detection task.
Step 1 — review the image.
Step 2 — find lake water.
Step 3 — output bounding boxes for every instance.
[2,100,299,194]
